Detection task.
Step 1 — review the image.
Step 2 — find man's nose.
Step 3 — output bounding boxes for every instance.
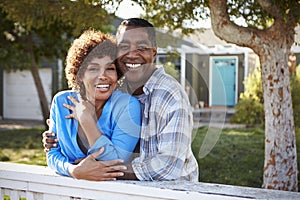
[126,47,139,58]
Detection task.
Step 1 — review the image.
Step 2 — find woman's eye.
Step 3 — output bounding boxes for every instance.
[107,64,116,71]
[87,67,98,72]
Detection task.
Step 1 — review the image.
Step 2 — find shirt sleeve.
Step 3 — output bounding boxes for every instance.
[47,142,72,177]
[132,95,193,181]
[88,95,141,163]
[46,95,72,177]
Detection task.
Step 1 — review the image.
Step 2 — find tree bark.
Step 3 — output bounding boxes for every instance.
[209,0,298,191]
[260,46,297,191]
[29,61,50,128]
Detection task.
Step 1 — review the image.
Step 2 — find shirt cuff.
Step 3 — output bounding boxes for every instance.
[88,135,110,154]
[131,157,153,181]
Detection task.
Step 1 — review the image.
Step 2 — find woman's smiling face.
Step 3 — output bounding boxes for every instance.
[82,56,118,105]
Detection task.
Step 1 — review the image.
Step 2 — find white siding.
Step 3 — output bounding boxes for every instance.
[3,69,52,120]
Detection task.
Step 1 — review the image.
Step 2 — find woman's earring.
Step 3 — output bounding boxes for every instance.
[116,76,124,89]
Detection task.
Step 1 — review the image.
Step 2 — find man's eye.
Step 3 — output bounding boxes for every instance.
[118,45,129,50]
[137,46,150,51]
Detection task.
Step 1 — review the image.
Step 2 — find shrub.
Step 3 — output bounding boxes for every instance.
[0,151,10,161]
[230,66,264,126]
[231,64,300,127]
[230,97,264,126]
[291,66,300,127]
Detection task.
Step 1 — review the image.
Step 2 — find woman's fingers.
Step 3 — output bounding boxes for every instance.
[90,147,105,159]
[63,103,74,110]
[63,102,75,119]
[67,95,78,104]
[63,96,78,111]
[65,113,74,119]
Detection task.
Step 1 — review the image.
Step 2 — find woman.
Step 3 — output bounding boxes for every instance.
[47,29,141,177]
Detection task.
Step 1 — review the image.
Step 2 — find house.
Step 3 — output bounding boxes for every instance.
[156,29,258,108]
[0,28,299,120]
[0,60,61,120]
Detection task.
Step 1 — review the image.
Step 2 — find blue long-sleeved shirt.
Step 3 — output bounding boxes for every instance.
[47,90,141,177]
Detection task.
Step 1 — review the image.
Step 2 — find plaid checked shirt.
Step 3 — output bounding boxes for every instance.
[122,67,199,181]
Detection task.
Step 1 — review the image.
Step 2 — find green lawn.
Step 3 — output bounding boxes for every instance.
[0,126,299,189]
[192,126,300,189]
[192,126,265,187]
[0,128,47,166]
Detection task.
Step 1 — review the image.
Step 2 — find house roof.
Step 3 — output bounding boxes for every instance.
[295,26,300,44]
[189,26,300,53]
[156,28,252,55]
[157,25,300,55]
[187,29,229,46]
[293,26,300,53]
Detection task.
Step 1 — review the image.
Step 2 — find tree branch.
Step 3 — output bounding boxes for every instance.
[257,0,280,19]
[208,0,262,48]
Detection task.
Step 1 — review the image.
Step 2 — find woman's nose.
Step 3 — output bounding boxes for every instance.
[97,70,107,79]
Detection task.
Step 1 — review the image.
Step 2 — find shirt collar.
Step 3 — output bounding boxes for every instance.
[143,66,165,95]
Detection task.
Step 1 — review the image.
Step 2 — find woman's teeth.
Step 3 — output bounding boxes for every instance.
[96,84,109,89]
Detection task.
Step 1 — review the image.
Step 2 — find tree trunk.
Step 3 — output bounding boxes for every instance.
[25,35,50,128]
[30,61,50,128]
[208,0,298,191]
[260,47,298,191]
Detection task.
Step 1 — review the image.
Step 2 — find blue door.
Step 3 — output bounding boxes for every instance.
[211,57,237,106]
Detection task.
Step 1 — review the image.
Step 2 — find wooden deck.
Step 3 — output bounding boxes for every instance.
[1,162,299,199]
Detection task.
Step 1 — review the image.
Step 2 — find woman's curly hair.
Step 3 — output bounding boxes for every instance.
[65,29,121,94]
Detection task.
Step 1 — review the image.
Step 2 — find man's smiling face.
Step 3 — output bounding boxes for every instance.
[116,27,157,88]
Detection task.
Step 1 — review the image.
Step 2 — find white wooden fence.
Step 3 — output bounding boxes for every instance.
[1,162,299,200]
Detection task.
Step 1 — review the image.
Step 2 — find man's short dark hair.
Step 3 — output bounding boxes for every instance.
[116,18,157,47]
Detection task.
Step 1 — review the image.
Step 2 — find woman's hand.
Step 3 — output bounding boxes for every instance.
[68,148,127,181]
[63,95,96,123]
[64,94,102,147]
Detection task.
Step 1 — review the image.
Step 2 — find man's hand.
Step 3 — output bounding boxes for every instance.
[41,119,58,152]
[69,148,127,181]
[117,162,138,180]
[42,131,58,152]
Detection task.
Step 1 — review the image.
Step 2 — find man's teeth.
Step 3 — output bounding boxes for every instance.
[96,84,109,88]
[126,63,141,68]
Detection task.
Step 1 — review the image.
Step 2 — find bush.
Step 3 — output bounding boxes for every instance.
[230,98,264,126]
[291,69,300,127]
[231,64,300,127]
[0,151,10,161]
[230,66,264,126]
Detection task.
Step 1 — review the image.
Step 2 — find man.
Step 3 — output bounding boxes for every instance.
[43,18,199,181]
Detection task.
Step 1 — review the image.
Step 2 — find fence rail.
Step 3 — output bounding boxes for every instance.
[1,162,299,200]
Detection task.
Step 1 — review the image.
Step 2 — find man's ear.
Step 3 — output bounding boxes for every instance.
[152,46,157,58]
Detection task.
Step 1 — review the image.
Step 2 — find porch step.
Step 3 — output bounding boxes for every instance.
[193,108,235,123]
